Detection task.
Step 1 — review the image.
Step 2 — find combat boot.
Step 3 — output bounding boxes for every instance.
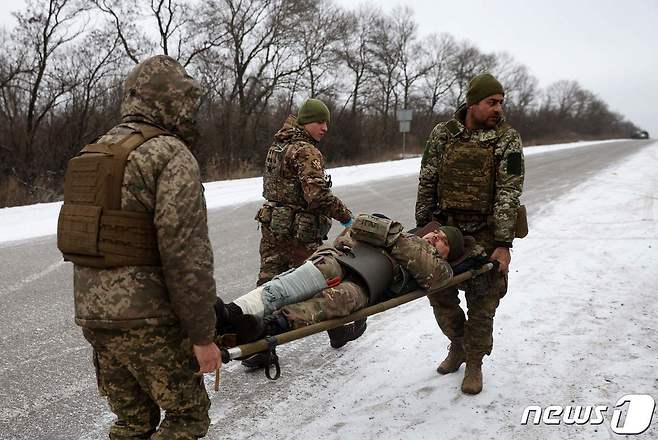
[436,339,465,374]
[327,318,367,349]
[214,299,264,344]
[241,314,289,370]
[461,354,484,395]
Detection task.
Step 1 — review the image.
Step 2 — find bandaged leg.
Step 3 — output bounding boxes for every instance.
[280,280,369,328]
[233,261,328,317]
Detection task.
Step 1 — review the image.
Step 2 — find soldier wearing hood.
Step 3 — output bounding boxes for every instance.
[57,55,219,438]
[415,73,526,395]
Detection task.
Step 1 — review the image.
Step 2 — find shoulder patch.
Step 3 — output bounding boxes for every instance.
[446,120,461,137]
[506,152,523,175]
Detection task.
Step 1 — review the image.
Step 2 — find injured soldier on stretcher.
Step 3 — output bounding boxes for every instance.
[215,214,487,350]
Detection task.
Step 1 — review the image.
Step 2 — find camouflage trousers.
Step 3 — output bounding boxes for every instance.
[257,224,320,286]
[280,279,369,328]
[83,325,211,440]
[427,228,508,357]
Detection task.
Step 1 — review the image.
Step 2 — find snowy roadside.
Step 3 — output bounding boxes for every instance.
[0,139,626,245]
[206,141,658,440]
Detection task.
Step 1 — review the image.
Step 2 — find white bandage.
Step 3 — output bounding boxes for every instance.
[260,261,326,314]
[233,286,266,317]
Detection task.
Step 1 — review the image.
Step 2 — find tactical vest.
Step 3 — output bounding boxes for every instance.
[438,120,510,215]
[262,142,307,207]
[57,125,172,268]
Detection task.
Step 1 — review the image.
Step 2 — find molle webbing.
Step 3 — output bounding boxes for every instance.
[57,126,170,268]
[262,143,307,206]
[439,141,495,214]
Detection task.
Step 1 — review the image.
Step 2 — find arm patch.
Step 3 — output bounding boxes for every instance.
[506,152,523,175]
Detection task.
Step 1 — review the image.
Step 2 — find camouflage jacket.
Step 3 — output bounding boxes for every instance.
[334,230,453,292]
[415,106,524,247]
[73,56,216,345]
[266,116,351,222]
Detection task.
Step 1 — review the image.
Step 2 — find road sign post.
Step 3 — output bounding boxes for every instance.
[396,109,413,158]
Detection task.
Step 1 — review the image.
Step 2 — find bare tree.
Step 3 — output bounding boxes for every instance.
[292,0,345,98]
[65,25,126,147]
[446,40,495,108]
[363,9,401,123]
[393,6,433,110]
[91,0,150,63]
[420,33,457,115]
[543,80,585,119]
[11,0,88,167]
[492,52,538,115]
[334,6,377,115]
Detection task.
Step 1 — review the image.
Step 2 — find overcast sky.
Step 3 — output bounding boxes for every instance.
[1,0,657,136]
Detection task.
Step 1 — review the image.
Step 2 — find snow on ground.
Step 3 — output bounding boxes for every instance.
[0,139,626,245]
[206,141,658,440]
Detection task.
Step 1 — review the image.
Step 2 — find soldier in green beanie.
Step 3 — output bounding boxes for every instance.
[247,98,352,368]
[415,72,526,395]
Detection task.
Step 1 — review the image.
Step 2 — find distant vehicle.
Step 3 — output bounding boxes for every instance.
[630,130,649,139]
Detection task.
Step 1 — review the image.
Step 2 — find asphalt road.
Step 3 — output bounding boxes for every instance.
[0,139,652,439]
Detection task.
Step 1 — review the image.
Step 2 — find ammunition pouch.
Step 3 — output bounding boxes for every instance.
[255,203,273,225]
[294,212,331,243]
[514,205,528,238]
[350,213,403,248]
[268,206,295,236]
[259,204,330,243]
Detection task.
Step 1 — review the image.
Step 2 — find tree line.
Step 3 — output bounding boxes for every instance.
[0,0,640,207]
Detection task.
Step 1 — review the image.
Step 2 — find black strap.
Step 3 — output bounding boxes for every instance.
[264,336,281,380]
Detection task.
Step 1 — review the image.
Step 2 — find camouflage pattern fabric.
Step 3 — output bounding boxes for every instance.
[416,104,522,358]
[265,115,351,222]
[72,55,216,439]
[73,55,216,346]
[257,225,321,286]
[257,115,351,284]
[275,230,453,328]
[281,280,368,328]
[427,222,509,356]
[415,105,524,246]
[83,326,210,440]
[388,233,454,291]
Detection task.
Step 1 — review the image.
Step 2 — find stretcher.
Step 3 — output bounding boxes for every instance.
[217,261,495,380]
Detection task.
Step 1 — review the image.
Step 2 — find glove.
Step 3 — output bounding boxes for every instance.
[340,218,353,228]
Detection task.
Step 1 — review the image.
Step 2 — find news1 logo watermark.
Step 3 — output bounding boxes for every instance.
[521,394,656,435]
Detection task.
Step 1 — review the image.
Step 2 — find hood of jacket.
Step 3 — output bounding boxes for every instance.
[120,55,201,144]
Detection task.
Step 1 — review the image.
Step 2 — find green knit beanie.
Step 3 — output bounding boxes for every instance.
[297,98,330,125]
[439,226,465,262]
[466,73,504,106]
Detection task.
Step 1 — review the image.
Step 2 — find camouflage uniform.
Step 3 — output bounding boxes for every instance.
[273,230,454,328]
[69,56,216,439]
[415,104,524,358]
[256,116,352,285]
